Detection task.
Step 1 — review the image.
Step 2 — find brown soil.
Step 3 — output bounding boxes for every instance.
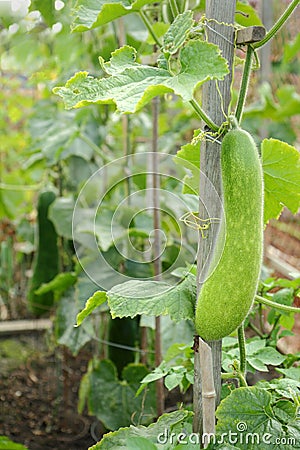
[0,337,101,450]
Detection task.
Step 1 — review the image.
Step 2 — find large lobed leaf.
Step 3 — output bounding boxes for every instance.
[71,0,159,31]
[162,11,194,55]
[108,273,196,322]
[76,273,197,326]
[54,42,228,112]
[214,386,300,450]
[89,409,193,449]
[262,138,300,223]
[175,136,300,224]
[82,360,156,430]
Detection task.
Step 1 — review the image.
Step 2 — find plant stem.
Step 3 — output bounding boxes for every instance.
[237,373,248,387]
[141,7,219,133]
[79,132,111,162]
[169,0,180,18]
[266,314,281,339]
[235,45,253,124]
[221,372,235,380]
[259,303,264,334]
[253,0,299,49]
[237,324,246,376]
[0,182,42,191]
[151,95,164,417]
[139,10,161,47]
[248,321,265,338]
[221,371,247,387]
[189,99,219,131]
[255,294,300,314]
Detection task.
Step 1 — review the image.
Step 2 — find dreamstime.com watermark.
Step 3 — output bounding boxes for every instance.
[157,422,297,446]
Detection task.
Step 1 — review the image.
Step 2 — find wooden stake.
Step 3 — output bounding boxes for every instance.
[236,25,266,45]
[194,0,237,441]
[199,338,216,448]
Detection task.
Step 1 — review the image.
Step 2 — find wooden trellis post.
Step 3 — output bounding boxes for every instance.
[193,0,237,443]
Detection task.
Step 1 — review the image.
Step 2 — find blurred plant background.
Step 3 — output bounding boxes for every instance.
[0,1,299,449]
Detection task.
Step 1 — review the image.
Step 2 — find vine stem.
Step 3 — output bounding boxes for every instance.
[189,99,219,132]
[152,95,165,417]
[169,0,180,18]
[79,132,111,162]
[255,294,300,314]
[237,324,246,376]
[235,0,299,123]
[235,45,253,124]
[139,6,219,132]
[248,321,265,338]
[253,0,299,49]
[221,371,247,387]
[0,182,42,191]
[139,10,161,47]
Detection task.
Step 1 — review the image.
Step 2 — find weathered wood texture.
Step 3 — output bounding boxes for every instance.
[0,319,52,335]
[236,25,266,44]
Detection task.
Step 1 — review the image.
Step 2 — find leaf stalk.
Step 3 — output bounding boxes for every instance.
[255,294,300,314]
[253,0,299,49]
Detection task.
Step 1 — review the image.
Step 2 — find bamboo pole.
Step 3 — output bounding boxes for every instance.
[152,96,165,416]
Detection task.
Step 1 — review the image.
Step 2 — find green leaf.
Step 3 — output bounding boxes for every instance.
[206,444,241,450]
[0,436,28,450]
[99,45,139,75]
[254,347,286,366]
[283,33,300,64]
[54,68,171,112]
[276,367,300,382]
[245,338,266,355]
[164,371,184,391]
[48,197,74,239]
[274,400,297,424]
[35,272,77,296]
[72,0,160,31]
[279,313,295,331]
[256,378,300,400]
[55,289,95,355]
[275,86,300,121]
[78,371,90,415]
[76,291,107,326]
[54,42,228,112]
[247,357,268,372]
[125,437,157,450]
[174,130,300,218]
[173,141,200,194]
[89,410,193,449]
[215,386,300,450]
[262,138,300,223]
[235,2,263,27]
[272,288,294,307]
[244,83,300,122]
[141,366,167,384]
[163,11,194,55]
[107,273,197,322]
[270,288,295,330]
[30,0,56,27]
[84,360,156,430]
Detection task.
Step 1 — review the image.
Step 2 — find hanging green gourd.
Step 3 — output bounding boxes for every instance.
[195,120,264,340]
[28,191,59,316]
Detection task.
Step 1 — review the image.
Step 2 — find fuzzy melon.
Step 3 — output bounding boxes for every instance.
[195,127,263,340]
[28,191,59,315]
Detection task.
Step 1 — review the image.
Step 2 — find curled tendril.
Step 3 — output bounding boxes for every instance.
[192,120,229,146]
[180,211,221,239]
